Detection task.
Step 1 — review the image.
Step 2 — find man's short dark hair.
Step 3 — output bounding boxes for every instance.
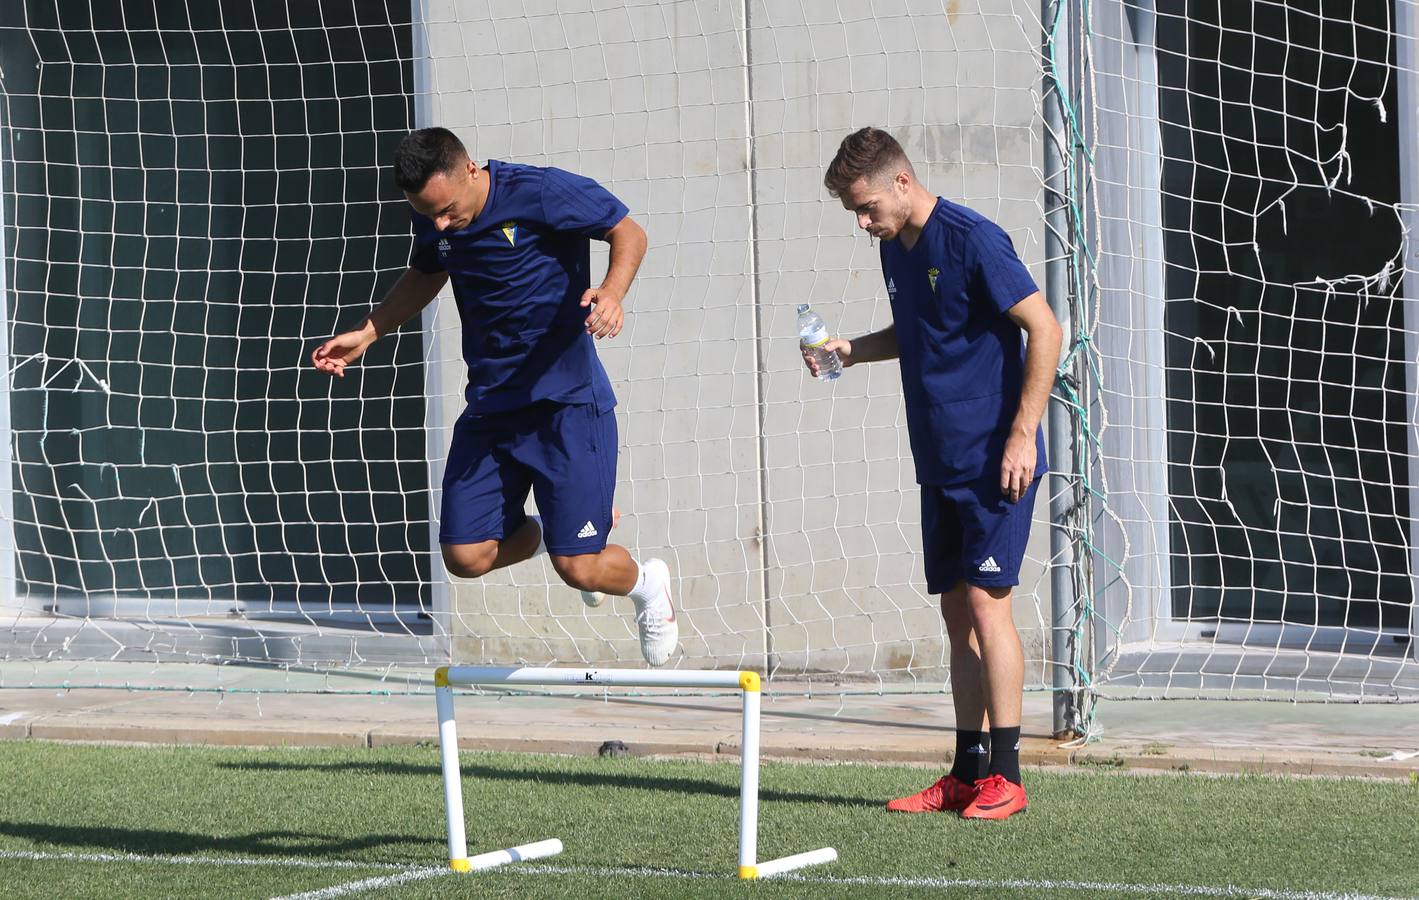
[392,127,469,193]
[823,127,911,197]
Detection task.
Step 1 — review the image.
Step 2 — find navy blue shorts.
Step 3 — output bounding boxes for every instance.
[439,401,617,556]
[921,475,1040,594]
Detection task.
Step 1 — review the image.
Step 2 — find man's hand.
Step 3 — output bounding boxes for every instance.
[581,287,624,339]
[311,323,377,377]
[999,430,1036,503]
[801,337,853,376]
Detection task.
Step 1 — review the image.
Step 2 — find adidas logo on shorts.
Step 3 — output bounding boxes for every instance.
[577,521,598,539]
[978,556,1001,574]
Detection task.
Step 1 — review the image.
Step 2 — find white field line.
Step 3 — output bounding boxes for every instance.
[1,848,1412,900]
[768,871,1413,900]
[268,867,448,900]
[477,863,1417,900]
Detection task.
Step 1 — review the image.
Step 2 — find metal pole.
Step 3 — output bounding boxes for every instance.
[1042,0,1079,739]
[0,83,16,609]
[740,0,777,677]
[1397,0,1419,661]
[410,0,452,647]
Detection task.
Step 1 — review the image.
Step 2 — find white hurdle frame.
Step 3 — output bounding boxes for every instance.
[433,665,838,879]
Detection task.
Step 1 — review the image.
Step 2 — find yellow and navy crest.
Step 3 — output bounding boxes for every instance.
[500,221,518,245]
[927,267,940,292]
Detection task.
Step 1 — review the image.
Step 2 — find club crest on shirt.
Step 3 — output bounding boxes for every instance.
[501,221,518,245]
[927,267,940,292]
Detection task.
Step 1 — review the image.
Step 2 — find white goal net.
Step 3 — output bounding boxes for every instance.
[1,0,1415,712]
[1077,0,1419,701]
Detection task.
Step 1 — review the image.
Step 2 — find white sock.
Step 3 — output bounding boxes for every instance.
[626,560,654,603]
[526,515,546,557]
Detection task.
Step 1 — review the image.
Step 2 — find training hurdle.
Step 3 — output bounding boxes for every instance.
[433,665,838,879]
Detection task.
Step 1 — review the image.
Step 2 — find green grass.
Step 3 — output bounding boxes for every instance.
[0,741,1415,899]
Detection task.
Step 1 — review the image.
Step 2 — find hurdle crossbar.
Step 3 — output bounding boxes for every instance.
[433,665,838,879]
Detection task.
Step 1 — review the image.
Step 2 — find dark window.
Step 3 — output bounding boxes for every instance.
[1157,0,1410,630]
[0,0,430,609]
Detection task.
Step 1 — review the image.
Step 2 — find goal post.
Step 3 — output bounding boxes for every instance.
[1399,0,1419,663]
[432,665,837,879]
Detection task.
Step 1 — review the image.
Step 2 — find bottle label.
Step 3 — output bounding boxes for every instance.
[801,327,830,348]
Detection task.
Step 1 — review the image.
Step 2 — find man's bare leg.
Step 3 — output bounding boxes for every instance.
[575,507,622,607]
[959,582,1029,819]
[965,583,1024,730]
[943,581,991,785]
[546,510,678,667]
[942,581,988,733]
[440,516,543,578]
[885,580,992,812]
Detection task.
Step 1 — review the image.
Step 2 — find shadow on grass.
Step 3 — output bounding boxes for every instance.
[0,820,432,859]
[215,759,882,808]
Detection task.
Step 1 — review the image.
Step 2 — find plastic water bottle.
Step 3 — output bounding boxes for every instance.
[797,303,842,381]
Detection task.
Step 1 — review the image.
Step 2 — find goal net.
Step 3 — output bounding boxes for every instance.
[1077,0,1419,701]
[0,0,1415,711]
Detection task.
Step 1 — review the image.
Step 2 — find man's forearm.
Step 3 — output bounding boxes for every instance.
[599,218,647,299]
[849,324,899,363]
[362,268,448,338]
[1010,323,1061,438]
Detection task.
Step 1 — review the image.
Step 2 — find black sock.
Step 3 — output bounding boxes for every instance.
[987,726,1022,785]
[948,729,990,783]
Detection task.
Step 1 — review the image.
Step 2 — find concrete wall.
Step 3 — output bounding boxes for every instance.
[415,0,1054,686]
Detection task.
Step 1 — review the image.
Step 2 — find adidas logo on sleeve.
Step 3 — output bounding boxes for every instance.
[978,556,1001,574]
[577,521,599,539]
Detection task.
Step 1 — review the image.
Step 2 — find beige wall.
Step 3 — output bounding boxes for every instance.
[415,0,1054,687]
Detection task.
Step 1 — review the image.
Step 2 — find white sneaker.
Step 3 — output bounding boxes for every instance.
[580,589,606,608]
[632,558,678,667]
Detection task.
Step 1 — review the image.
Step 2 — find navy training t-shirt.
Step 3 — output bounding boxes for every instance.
[409,159,628,415]
[881,197,1048,486]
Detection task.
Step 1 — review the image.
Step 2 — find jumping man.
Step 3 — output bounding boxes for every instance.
[313,127,679,666]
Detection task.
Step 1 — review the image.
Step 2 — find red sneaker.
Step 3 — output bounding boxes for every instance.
[886,775,978,813]
[961,774,1028,820]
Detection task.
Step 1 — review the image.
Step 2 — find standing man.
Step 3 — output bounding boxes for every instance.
[809,127,1061,819]
[312,127,678,667]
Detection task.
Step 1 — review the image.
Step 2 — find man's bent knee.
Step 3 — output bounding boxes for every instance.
[442,541,499,579]
[549,552,601,591]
